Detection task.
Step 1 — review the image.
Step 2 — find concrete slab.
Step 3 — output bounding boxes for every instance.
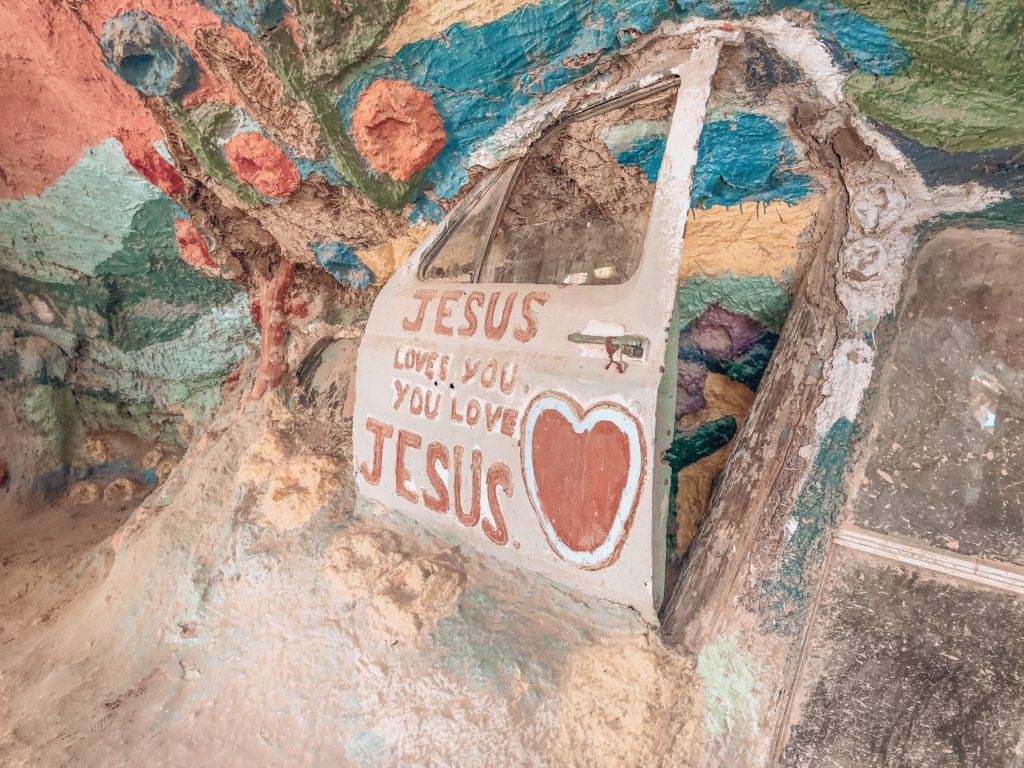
[781,551,1024,767]
[851,228,1024,565]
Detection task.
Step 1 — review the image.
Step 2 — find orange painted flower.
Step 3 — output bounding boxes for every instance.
[351,79,446,182]
[224,131,301,198]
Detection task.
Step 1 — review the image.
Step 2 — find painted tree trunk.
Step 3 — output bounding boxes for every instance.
[251,258,295,400]
[661,116,863,653]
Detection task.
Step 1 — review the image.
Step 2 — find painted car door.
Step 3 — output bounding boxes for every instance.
[353,42,720,622]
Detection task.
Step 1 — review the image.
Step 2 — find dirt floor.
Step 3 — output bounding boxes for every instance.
[0,385,706,767]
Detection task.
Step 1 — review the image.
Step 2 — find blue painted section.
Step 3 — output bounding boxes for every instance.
[604,120,671,183]
[193,0,289,35]
[409,196,446,225]
[292,155,344,186]
[310,242,375,288]
[337,0,679,200]
[789,0,908,75]
[100,10,199,98]
[333,0,905,201]
[691,113,814,208]
[33,459,159,498]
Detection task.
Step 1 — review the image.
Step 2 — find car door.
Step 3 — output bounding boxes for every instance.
[353,41,720,622]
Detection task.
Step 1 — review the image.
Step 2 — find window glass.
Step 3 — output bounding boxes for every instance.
[421,164,516,282]
[482,83,678,285]
[420,82,677,285]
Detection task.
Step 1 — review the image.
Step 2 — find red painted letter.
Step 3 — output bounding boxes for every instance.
[484,462,512,545]
[395,429,422,503]
[484,292,516,340]
[359,417,393,485]
[423,442,450,513]
[402,289,437,332]
[459,291,484,337]
[513,291,549,342]
[452,446,482,527]
[433,290,463,336]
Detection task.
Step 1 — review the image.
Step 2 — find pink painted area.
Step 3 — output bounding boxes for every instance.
[284,296,309,318]
[0,0,160,198]
[250,258,295,400]
[224,131,301,199]
[174,218,217,272]
[281,13,304,49]
[182,69,238,108]
[251,295,308,325]
[119,130,185,196]
[351,79,446,182]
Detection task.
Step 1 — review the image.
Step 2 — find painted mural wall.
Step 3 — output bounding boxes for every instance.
[1,2,1023,763]
[0,0,1021,497]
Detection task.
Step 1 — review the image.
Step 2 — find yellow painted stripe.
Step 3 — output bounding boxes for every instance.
[681,197,820,281]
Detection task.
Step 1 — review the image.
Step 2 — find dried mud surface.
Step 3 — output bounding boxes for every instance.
[0,390,705,767]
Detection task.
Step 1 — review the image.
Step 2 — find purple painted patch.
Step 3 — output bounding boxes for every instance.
[676,361,708,419]
[690,304,764,359]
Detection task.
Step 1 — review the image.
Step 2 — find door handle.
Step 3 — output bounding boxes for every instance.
[568,332,648,359]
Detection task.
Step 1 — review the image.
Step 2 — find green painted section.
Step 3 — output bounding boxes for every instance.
[164,99,263,206]
[26,383,78,464]
[665,416,737,555]
[432,589,567,697]
[677,273,790,333]
[73,387,186,445]
[842,0,1024,152]
[0,351,18,381]
[262,26,416,209]
[696,631,763,740]
[288,0,407,84]
[0,268,108,339]
[82,291,254,406]
[2,184,253,434]
[2,194,253,406]
[667,417,737,473]
[96,197,240,350]
[0,140,163,283]
[923,198,1024,234]
[761,417,858,634]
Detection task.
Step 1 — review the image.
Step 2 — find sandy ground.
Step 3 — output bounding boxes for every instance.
[0,394,705,767]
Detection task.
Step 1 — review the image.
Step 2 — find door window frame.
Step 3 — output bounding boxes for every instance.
[417,75,682,286]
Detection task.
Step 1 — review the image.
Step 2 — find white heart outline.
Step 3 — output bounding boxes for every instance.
[521,391,646,570]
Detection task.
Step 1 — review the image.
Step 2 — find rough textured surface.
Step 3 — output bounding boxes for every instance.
[0,393,703,767]
[682,199,819,280]
[781,553,1024,767]
[351,79,446,182]
[3,2,1024,765]
[852,228,1024,565]
[842,0,1024,152]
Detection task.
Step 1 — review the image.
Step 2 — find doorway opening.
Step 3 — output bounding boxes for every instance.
[663,41,828,589]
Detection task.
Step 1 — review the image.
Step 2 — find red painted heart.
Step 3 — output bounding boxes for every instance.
[521,392,646,570]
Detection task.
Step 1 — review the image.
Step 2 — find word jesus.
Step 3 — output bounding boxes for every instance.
[401,289,549,343]
[359,417,513,546]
